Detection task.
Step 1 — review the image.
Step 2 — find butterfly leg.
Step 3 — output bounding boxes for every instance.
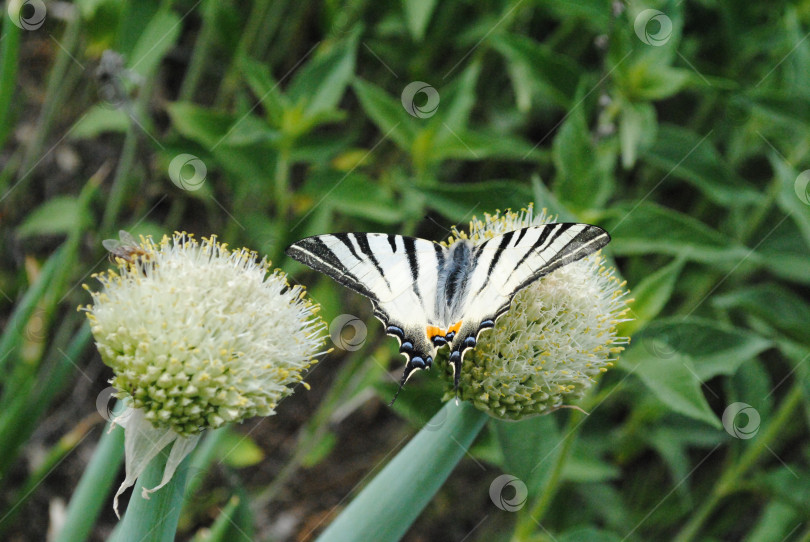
[389,354,433,406]
[449,336,476,390]
[449,351,462,390]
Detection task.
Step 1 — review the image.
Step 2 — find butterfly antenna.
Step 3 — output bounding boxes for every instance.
[424,214,454,236]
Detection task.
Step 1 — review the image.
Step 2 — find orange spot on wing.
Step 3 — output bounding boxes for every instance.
[426,325,444,339]
[448,320,463,335]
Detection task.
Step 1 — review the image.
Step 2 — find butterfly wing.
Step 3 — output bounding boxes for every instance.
[445,223,611,386]
[286,233,446,398]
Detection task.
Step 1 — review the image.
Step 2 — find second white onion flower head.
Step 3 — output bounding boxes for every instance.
[440,206,632,419]
[83,232,328,515]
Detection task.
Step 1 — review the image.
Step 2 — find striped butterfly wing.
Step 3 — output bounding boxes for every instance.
[286,233,445,395]
[444,223,611,386]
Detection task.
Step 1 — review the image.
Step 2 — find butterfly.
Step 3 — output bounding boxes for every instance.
[286,223,610,403]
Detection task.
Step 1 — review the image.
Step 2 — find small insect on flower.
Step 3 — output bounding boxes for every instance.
[102,230,149,264]
[83,232,328,516]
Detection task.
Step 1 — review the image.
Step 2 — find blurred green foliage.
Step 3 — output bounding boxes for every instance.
[1,0,809,540]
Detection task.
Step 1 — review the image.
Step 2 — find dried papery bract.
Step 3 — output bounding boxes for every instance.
[442,206,631,420]
[82,232,328,515]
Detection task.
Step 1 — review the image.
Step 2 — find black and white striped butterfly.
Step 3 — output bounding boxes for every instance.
[286,223,610,403]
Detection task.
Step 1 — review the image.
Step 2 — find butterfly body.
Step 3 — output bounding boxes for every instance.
[286,223,610,402]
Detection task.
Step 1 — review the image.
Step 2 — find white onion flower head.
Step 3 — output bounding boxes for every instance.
[83,232,327,515]
[440,206,631,420]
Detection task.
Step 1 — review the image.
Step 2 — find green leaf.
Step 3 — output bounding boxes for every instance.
[562,443,620,483]
[432,62,479,144]
[620,347,720,428]
[70,105,129,139]
[741,90,810,128]
[352,78,417,150]
[620,257,684,336]
[494,414,561,492]
[770,154,810,250]
[433,128,546,162]
[553,101,614,209]
[642,124,760,207]
[17,196,86,238]
[402,0,437,41]
[238,55,287,126]
[621,62,690,101]
[220,115,280,147]
[315,402,487,542]
[752,211,810,285]
[493,33,582,109]
[713,284,810,345]
[418,180,533,223]
[559,527,622,542]
[287,32,359,118]
[636,317,772,380]
[300,171,404,224]
[600,202,750,264]
[619,101,657,169]
[213,431,264,468]
[128,10,181,79]
[300,432,337,468]
[167,102,235,149]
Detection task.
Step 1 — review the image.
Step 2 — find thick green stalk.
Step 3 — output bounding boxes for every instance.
[316,401,488,542]
[512,410,584,540]
[112,443,191,542]
[673,382,803,542]
[52,421,125,542]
